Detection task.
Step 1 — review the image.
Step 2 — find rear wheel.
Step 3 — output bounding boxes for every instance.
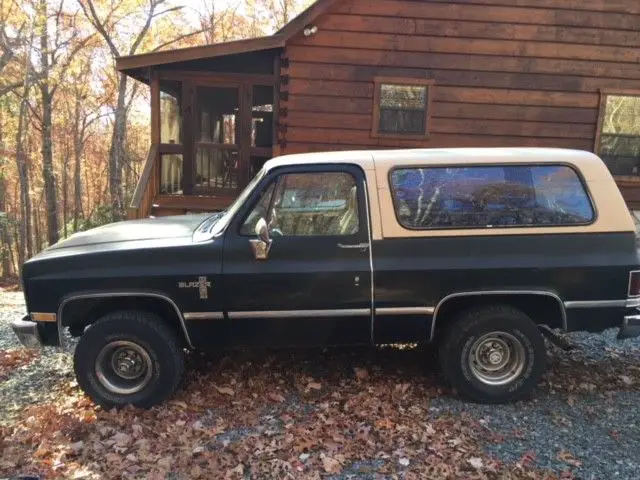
[74,310,185,409]
[438,304,546,403]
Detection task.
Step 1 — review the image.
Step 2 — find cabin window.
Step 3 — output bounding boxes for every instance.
[389,165,594,230]
[372,77,434,138]
[596,92,640,177]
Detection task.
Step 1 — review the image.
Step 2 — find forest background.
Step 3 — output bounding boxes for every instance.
[0,0,310,282]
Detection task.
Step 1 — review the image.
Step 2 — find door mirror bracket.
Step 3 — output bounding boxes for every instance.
[250,218,272,260]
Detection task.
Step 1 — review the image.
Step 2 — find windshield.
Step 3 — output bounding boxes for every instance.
[195,167,268,239]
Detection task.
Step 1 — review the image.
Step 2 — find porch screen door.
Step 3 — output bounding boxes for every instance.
[179,78,274,200]
[191,84,244,196]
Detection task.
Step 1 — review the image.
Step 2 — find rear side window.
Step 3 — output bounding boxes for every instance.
[390,165,594,229]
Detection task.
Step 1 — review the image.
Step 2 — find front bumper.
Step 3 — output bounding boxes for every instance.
[11,316,44,348]
[619,312,640,339]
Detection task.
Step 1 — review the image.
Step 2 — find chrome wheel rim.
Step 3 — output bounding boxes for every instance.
[95,341,153,395]
[468,332,526,386]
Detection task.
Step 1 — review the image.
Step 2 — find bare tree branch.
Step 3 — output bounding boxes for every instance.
[77,0,121,57]
[151,28,206,53]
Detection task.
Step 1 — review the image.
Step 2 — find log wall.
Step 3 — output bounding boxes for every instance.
[280,0,640,156]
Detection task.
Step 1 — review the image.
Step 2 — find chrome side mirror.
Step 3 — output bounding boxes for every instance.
[250,218,272,260]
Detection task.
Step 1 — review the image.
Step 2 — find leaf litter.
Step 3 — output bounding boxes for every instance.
[0,298,639,480]
[1,346,564,479]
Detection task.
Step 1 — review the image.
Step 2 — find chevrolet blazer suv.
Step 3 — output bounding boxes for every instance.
[11,148,640,408]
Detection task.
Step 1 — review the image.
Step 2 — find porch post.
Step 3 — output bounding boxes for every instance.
[150,69,160,145]
[239,83,252,190]
[149,69,160,198]
[181,80,195,195]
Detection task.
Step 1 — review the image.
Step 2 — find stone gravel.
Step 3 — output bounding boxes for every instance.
[1,292,639,478]
[0,292,74,424]
[431,330,640,479]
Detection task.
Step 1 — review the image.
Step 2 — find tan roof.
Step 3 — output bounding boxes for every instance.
[266,148,605,176]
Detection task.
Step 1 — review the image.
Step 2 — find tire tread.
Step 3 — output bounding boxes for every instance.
[438,304,546,403]
[74,310,184,408]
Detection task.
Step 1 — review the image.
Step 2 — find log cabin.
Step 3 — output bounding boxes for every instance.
[117,0,640,219]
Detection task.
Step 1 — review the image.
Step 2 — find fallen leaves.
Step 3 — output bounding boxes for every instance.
[214,386,235,396]
[268,391,286,403]
[354,367,369,381]
[0,348,39,380]
[321,454,343,474]
[543,343,640,395]
[0,344,613,479]
[619,375,634,386]
[557,450,583,468]
[306,380,322,392]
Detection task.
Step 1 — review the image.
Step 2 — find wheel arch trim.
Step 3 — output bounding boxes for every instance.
[57,291,193,349]
[430,290,567,341]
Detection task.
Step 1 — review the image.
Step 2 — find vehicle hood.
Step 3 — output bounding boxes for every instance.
[46,214,212,251]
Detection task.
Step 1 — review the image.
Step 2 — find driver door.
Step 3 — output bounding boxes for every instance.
[221,164,373,347]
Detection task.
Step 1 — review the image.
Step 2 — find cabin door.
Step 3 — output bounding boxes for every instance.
[182,79,275,203]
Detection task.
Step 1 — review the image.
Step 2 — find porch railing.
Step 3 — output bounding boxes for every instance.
[128,144,159,219]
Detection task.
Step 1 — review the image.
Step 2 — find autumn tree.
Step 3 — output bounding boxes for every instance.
[0,0,312,281]
[0,0,30,98]
[196,0,254,43]
[265,0,311,29]
[77,0,186,220]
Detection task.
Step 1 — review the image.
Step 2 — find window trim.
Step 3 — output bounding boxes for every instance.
[371,76,435,140]
[238,178,277,237]
[237,169,362,238]
[387,162,598,231]
[595,88,640,182]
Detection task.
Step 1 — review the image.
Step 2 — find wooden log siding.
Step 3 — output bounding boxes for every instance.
[280,0,640,155]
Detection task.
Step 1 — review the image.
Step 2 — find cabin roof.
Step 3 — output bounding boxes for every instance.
[116,0,337,73]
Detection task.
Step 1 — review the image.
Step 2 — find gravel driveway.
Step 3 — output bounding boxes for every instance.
[1,291,639,479]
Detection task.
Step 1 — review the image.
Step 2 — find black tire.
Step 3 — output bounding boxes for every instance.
[438,304,546,403]
[74,310,185,409]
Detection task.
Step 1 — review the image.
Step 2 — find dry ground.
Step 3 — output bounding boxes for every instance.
[0,290,639,480]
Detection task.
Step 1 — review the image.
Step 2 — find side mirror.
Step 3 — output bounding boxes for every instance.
[250,218,272,260]
[256,218,270,244]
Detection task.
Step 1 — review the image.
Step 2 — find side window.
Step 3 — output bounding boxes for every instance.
[390,165,594,229]
[267,172,359,236]
[240,182,275,236]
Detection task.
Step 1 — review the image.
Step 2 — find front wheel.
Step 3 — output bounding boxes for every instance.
[438,304,546,403]
[74,310,185,409]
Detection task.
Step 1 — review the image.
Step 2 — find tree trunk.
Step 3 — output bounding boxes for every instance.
[62,134,69,238]
[33,196,42,252]
[0,112,11,278]
[109,73,128,221]
[0,175,11,279]
[73,96,84,232]
[41,86,59,245]
[39,0,60,246]
[15,91,32,266]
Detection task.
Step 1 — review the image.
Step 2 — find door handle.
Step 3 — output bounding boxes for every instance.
[338,242,369,250]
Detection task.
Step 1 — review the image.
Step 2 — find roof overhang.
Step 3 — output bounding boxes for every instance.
[116,0,339,77]
[116,35,286,73]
